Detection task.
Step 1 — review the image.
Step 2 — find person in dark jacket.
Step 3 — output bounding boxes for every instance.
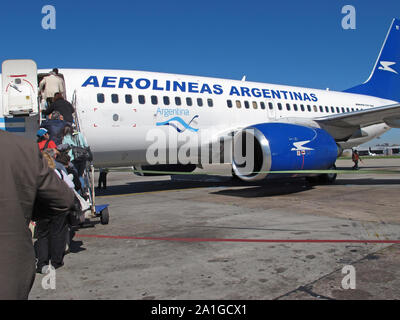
[0,130,75,300]
[44,92,75,124]
[41,111,67,145]
[34,152,74,273]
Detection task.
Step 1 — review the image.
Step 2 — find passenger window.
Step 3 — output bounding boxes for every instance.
[163,96,170,105]
[307,105,311,112]
[293,104,298,111]
[207,98,213,107]
[197,98,203,107]
[346,108,350,113]
[300,104,305,112]
[186,97,193,106]
[111,94,119,104]
[138,95,145,104]
[236,100,242,108]
[125,94,132,104]
[336,107,340,113]
[151,95,158,105]
[286,103,291,111]
[260,102,266,110]
[331,106,335,113]
[252,101,257,109]
[351,108,355,112]
[319,106,323,112]
[244,101,250,109]
[269,102,274,110]
[175,97,182,106]
[313,105,317,112]
[227,100,232,108]
[278,103,282,110]
[97,93,105,103]
[341,107,345,113]
[325,106,329,113]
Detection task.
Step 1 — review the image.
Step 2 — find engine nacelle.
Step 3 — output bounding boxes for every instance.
[232,123,338,181]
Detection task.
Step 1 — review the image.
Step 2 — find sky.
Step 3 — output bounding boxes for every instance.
[1,0,400,146]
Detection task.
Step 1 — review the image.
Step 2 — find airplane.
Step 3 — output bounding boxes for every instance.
[1,18,400,185]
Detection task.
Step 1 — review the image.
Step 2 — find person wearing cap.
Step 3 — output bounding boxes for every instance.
[39,68,65,107]
[37,128,57,151]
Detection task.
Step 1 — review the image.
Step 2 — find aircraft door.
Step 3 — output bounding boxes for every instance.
[2,59,38,117]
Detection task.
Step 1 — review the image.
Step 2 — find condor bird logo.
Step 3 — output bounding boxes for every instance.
[291,140,314,156]
[378,61,399,74]
[291,141,314,152]
[156,115,199,133]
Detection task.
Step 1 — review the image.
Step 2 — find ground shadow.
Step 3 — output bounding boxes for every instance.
[210,180,314,198]
[68,229,86,254]
[95,175,316,198]
[334,178,400,185]
[93,170,400,199]
[68,239,86,254]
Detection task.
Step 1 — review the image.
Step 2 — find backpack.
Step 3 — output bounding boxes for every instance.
[72,146,93,162]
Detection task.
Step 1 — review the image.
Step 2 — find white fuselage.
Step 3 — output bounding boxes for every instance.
[0,68,394,167]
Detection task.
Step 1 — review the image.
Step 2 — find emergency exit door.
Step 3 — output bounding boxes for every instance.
[266,99,276,120]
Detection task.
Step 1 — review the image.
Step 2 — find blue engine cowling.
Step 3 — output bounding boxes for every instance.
[232,123,338,181]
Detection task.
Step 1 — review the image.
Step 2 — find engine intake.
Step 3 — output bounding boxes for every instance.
[232,123,338,181]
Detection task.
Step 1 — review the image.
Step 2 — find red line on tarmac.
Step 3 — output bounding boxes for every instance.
[76,234,400,244]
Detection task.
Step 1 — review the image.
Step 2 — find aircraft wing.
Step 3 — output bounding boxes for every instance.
[314,103,400,141]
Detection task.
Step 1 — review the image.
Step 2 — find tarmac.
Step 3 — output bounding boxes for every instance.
[29,158,400,300]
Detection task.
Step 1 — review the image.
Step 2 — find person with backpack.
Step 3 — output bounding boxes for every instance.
[36,128,57,151]
[62,124,90,193]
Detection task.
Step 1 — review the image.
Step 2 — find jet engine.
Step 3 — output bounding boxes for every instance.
[232,123,338,182]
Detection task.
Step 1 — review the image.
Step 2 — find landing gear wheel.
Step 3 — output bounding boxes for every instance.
[319,164,337,184]
[306,165,337,185]
[100,207,109,225]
